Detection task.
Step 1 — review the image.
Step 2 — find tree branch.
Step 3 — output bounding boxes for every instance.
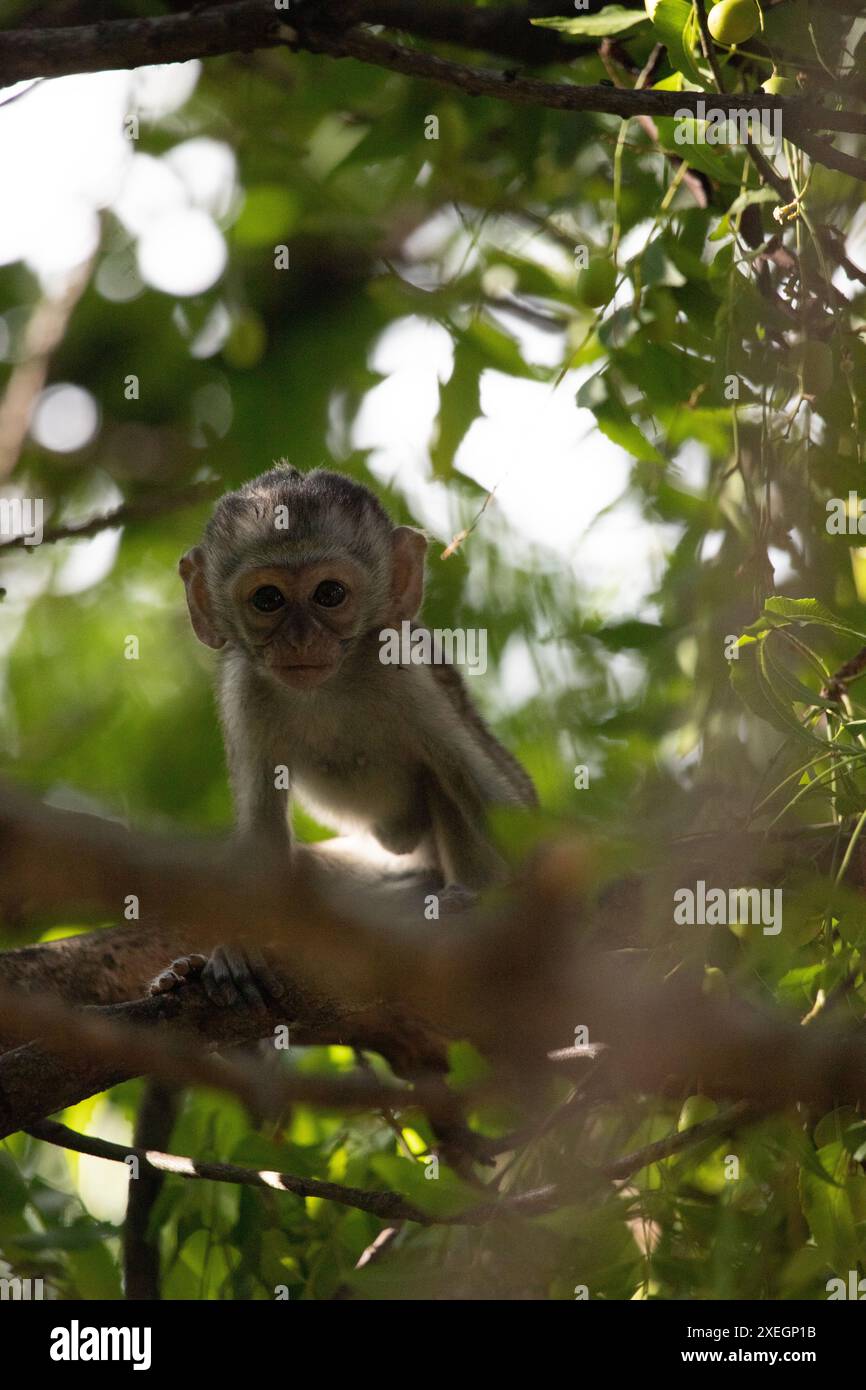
[0,480,220,550]
[27,1118,438,1225]
[25,1117,588,1226]
[0,982,460,1139]
[0,1,861,168]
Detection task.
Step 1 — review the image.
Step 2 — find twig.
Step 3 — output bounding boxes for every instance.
[0,261,93,480]
[603,1101,758,1180]
[0,479,221,550]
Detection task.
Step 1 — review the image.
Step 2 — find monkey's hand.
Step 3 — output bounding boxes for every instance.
[149,947,286,1010]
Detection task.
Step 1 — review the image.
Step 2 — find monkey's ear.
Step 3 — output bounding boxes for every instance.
[390,526,427,620]
[179,547,226,649]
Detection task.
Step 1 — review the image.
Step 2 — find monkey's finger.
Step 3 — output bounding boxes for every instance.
[171,953,207,977]
[149,968,182,995]
[245,947,286,1002]
[222,945,268,1011]
[202,947,240,1008]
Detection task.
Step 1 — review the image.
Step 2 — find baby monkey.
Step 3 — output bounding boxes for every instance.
[153,463,535,1007]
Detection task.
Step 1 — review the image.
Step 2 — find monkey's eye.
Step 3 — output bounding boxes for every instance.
[312,580,347,608]
[250,585,286,613]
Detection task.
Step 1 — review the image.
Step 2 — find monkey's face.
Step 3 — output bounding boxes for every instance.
[230,558,369,690]
[180,476,427,689]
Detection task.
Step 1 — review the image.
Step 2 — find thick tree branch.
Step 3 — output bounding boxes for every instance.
[0,982,459,1138]
[6,784,866,1153]
[0,1,862,169]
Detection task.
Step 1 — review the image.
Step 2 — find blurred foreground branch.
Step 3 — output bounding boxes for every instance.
[4,782,866,1147]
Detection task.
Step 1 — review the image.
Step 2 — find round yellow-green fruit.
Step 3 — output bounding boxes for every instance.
[678,1095,719,1133]
[761,71,797,96]
[795,340,834,397]
[707,0,761,46]
[576,259,616,308]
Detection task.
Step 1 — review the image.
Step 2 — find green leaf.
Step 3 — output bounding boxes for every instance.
[431,338,482,477]
[370,1155,480,1219]
[642,240,687,289]
[647,0,706,87]
[654,117,745,184]
[531,7,650,37]
[748,596,866,642]
[800,1141,858,1271]
[730,634,828,749]
[576,372,666,464]
[232,186,299,248]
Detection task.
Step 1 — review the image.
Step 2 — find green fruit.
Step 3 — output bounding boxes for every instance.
[795,340,834,397]
[761,71,797,96]
[576,259,617,308]
[678,1095,719,1133]
[707,0,761,46]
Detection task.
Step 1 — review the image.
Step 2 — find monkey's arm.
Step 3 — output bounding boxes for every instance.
[171,657,292,1007]
[218,654,291,848]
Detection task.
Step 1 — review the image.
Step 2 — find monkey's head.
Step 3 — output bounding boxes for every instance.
[180,464,427,691]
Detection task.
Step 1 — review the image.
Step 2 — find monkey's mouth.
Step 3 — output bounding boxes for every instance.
[270,662,338,689]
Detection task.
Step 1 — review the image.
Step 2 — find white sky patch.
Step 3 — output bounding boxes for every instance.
[0,63,208,292]
[137,206,227,295]
[355,314,676,620]
[77,1098,133,1225]
[163,137,238,219]
[700,529,726,562]
[113,153,187,238]
[31,383,100,453]
[0,72,131,278]
[53,528,121,596]
[131,61,202,121]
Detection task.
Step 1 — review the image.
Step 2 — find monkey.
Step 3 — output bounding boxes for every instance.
[151,463,536,1007]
